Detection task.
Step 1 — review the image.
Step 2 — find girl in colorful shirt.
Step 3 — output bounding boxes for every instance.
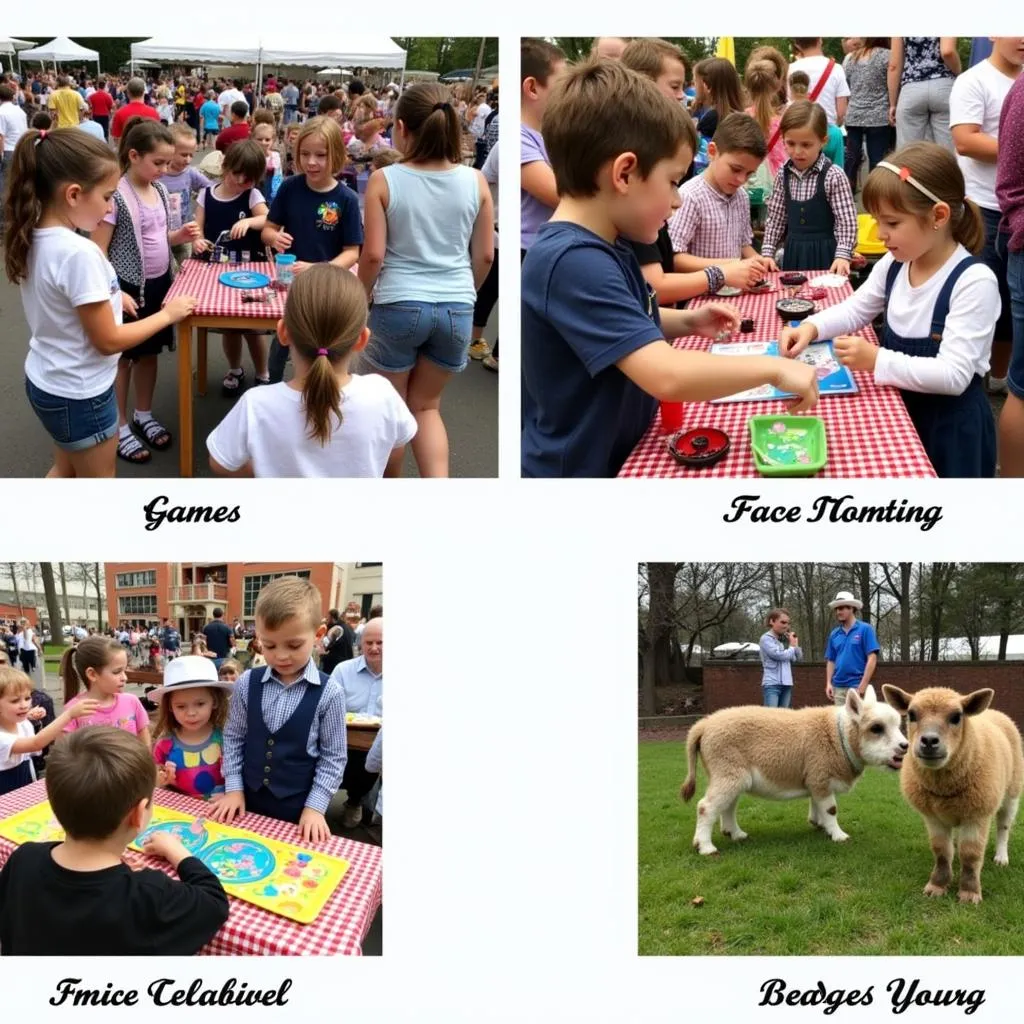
[61,635,152,745]
[150,655,233,800]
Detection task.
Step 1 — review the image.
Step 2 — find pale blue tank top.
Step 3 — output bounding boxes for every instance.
[373,163,480,306]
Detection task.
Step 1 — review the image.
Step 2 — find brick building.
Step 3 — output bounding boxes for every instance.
[105,563,383,635]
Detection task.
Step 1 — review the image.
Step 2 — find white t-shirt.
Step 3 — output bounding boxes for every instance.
[22,228,123,400]
[949,60,1019,212]
[808,246,999,396]
[789,55,850,125]
[218,88,245,112]
[0,99,28,154]
[470,102,492,138]
[0,721,35,774]
[207,374,417,477]
[15,628,35,652]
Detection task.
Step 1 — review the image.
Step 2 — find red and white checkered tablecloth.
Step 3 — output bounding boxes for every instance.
[0,780,381,956]
[617,271,936,478]
[165,260,285,320]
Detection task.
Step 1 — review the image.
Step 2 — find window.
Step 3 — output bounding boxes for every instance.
[356,563,383,568]
[116,570,156,589]
[243,570,311,616]
[119,595,158,615]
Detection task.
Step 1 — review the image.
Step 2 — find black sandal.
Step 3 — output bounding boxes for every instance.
[131,417,173,451]
[222,369,246,397]
[117,432,151,464]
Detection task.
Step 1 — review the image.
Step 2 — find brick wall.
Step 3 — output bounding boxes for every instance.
[704,661,1024,729]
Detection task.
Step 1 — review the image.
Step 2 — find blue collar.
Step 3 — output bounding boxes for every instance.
[836,709,863,774]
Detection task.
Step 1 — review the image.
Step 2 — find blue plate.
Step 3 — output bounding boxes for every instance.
[219,270,271,289]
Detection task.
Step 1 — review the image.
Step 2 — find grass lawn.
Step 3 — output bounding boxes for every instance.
[639,738,1024,955]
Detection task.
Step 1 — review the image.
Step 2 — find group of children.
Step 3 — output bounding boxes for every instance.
[2,80,494,479]
[520,37,1005,479]
[0,575,375,955]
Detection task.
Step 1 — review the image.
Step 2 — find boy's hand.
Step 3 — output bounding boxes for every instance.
[208,791,246,824]
[833,334,877,372]
[688,302,741,339]
[298,808,330,844]
[27,706,46,721]
[722,259,765,290]
[156,762,177,787]
[774,360,819,413]
[760,256,780,274]
[230,219,251,240]
[830,257,851,277]
[65,697,103,720]
[788,633,799,647]
[142,831,191,866]
[778,323,817,358]
[183,220,201,240]
[292,261,313,274]
[272,229,294,252]
[192,237,212,254]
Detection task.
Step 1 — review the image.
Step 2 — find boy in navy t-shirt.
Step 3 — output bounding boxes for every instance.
[263,116,362,382]
[521,60,821,477]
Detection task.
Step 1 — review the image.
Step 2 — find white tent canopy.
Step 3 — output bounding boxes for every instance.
[0,37,36,55]
[131,35,406,70]
[18,36,100,65]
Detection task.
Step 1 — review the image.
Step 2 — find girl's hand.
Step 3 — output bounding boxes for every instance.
[273,229,294,252]
[888,105,897,127]
[775,360,820,413]
[66,697,103,720]
[27,706,46,722]
[208,791,246,824]
[192,237,212,255]
[229,219,251,240]
[122,293,139,318]
[833,334,878,372]
[164,295,197,323]
[183,220,201,241]
[778,323,817,358]
[298,808,330,844]
[759,256,780,274]
[688,302,741,339]
[292,261,313,274]
[830,258,851,277]
[156,762,177,787]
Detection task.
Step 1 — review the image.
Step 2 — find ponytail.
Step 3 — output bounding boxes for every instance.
[60,646,81,704]
[955,197,985,255]
[3,128,117,285]
[393,83,462,165]
[281,264,368,446]
[60,634,124,703]
[744,60,781,137]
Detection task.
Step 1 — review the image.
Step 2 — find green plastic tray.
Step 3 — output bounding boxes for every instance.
[749,415,827,477]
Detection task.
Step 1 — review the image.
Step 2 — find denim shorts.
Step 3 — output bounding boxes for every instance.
[364,301,474,373]
[25,378,118,452]
[980,206,1012,341]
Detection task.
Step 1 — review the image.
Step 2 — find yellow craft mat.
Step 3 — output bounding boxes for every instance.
[0,801,349,925]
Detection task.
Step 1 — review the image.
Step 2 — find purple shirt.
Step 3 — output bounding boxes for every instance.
[521,125,555,251]
[102,190,171,280]
[161,166,212,225]
[997,74,1024,253]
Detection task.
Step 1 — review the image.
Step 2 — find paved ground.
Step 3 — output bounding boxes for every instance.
[0,151,498,479]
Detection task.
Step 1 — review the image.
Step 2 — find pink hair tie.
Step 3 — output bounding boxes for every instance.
[317,348,329,356]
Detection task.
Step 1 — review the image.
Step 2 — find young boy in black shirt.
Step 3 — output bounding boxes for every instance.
[0,727,228,956]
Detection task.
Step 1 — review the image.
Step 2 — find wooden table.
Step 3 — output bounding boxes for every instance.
[347,721,380,752]
[165,260,285,477]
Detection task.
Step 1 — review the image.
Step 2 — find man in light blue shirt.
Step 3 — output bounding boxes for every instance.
[824,591,880,707]
[329,617,382,827]
[759,608,802,708]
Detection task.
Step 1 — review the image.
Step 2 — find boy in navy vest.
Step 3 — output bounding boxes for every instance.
[209,576,347,843]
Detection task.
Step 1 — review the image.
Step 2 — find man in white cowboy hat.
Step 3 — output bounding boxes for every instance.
[824,591,880,706]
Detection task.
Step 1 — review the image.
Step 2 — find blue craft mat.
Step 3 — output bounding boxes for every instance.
[710,341,858,402]
[219,270,271,289]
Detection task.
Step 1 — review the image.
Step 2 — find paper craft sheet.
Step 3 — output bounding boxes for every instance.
[709,340,858,402]
[0,801,349,925]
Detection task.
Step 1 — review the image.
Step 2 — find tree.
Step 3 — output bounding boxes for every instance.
[879,563,912,661]
[392,38,496,75]
[58,563,71,626]
[4,563,23,617]
[640,563,677,716]
[68,563,105,630]
[40,564,64,653]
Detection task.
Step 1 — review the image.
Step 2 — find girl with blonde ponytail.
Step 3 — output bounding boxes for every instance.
[779,141,999,478]
[207,263,416,477]
[744,59,787,176]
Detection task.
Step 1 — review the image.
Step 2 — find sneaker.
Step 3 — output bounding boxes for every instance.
[482,354,498,372]
[468,339,491,360]
[988,375,1008,395]
[342,803,364,828]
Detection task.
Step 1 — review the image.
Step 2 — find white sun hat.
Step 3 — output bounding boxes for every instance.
[828,590,863,611]
[147,655,234,700]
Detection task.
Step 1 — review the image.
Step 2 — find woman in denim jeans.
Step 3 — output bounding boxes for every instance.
[759,608,802,709]
[996,72,1024,475]
[358,83,494,477]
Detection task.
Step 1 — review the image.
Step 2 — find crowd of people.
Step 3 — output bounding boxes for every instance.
[521,37,1024,479]
[1,62,499,479]
[0,575,384,954]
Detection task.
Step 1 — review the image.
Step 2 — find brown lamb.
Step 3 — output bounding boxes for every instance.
[882,685,1024,904]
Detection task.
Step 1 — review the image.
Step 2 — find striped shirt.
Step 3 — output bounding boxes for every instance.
[759,631,803,688]
[762,155,858,263]
[667,173,753,259]
[223,659,348,814]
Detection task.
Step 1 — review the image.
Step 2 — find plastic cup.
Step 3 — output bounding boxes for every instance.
[660,401,684,434]
[275,253,297,287]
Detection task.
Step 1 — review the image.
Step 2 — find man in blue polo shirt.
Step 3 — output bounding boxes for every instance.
[824,591,880,706]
